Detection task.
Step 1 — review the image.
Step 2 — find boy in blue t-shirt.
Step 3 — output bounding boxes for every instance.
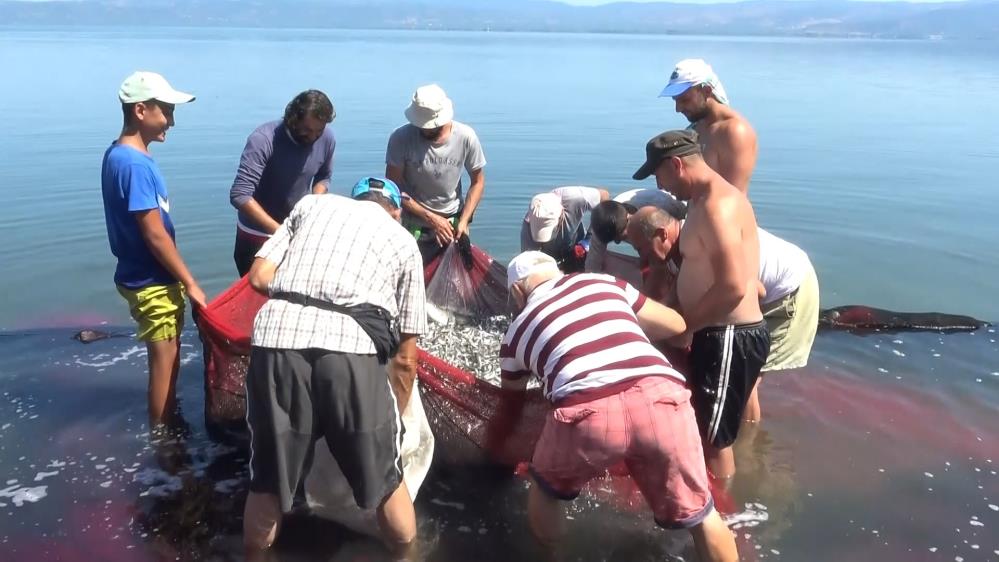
[101,71,205,429]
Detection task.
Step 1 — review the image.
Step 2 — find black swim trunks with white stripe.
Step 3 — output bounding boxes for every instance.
[687,321,770,449]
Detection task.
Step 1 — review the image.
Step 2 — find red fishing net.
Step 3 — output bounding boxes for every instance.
[195,277,267,426]
[195,247,648,511]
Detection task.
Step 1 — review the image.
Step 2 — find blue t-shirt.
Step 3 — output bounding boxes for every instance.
[101,143,177,289]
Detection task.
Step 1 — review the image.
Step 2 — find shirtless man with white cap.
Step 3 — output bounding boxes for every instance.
[660,58,758,193]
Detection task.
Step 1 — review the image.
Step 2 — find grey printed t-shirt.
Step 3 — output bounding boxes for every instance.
[385,121,486,224]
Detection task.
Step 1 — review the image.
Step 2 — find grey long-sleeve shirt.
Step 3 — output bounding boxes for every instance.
[229,120,335,234]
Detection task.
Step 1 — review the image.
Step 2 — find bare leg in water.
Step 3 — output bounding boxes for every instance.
[689,510,740,562]
[706,445,737,485]
[146,337,181,428]
[243,491,282,562]
[743,376,763,424]
[527,478,566,562]
[377,481,417,560]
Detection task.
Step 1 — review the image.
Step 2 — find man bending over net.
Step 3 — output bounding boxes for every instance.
[491,251,738,561]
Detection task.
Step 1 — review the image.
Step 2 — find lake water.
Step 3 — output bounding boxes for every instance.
[0,27,997,562]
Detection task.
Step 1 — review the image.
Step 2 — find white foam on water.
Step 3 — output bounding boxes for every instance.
[725,503,770,529]
[0,485,47,507]
[214,479,241,494]
[74,345,145,368]
[430,499,466,511]
[179,349,199,367]
[878,368,889,374]
[892,349,906,357]
[132,468,183,498]
[33,471,59,482]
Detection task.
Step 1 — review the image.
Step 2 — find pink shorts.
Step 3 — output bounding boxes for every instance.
[530,376,714,529]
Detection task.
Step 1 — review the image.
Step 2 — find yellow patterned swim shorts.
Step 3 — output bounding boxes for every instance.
[116,283,186,342]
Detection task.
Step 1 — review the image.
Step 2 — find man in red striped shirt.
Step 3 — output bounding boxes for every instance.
[496,251,738,562]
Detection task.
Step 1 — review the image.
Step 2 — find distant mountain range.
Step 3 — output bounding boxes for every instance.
[2,0,998,39]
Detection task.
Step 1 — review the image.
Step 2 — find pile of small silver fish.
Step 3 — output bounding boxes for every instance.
[422,315,511,385]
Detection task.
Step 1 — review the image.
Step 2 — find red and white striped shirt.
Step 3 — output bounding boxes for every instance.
[499,273,684,403]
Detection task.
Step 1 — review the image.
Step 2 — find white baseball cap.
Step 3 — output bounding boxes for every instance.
[658,59,729,104]
[405,84,454,129]
[527,192,563,244]
[118,71,195,105]
[507,251,560,289]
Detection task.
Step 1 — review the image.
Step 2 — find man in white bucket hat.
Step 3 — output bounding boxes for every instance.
[659,59,757,193]
[386,84,486,264]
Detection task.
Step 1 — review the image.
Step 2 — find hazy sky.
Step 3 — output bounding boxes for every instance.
[559,0,967,4]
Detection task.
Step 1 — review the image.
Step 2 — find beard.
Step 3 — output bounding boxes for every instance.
[684,106,710,124]
[291,132,316,146]
[420,126,445,142]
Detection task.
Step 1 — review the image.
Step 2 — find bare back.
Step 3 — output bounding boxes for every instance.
[677,176,762,328]
[692,106,757,193]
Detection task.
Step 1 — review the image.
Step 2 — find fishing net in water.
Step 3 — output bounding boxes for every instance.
[424,240,510,320]
[195,253,648,512]
[195,277,267,428]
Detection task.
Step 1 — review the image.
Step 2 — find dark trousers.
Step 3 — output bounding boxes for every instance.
[234,235,265,277]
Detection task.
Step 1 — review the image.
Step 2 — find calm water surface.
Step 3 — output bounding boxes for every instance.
[0,27,997,562]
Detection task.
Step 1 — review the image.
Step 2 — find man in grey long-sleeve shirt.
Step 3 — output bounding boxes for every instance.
[229,90,336,276]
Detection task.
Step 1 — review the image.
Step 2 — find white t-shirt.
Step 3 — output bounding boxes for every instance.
[758,228,812,304]
[613,188,686,219]
[520,186,603,260]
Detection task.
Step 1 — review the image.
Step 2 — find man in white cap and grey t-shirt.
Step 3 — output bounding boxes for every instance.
[519,186,609,271]
[660,58,758,193]
[386,84,486,264]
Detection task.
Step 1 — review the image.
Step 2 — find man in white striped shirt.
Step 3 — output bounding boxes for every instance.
[495,251,738,562]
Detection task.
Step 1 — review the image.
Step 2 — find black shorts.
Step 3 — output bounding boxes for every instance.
[245,347,404,512]
[688,321,770,449]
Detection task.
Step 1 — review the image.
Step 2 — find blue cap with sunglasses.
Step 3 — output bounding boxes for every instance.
[351,176,402,208]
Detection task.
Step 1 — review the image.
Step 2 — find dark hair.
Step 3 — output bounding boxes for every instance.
[121,103,137,126]
[353,191,397,211]
[284,90,335,127]
[590,201,630,244]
